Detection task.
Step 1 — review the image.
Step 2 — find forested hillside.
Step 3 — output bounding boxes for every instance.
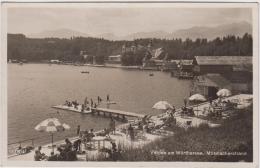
[7,33,252,65]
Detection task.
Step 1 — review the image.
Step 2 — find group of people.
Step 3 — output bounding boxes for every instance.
[180,106,195,116]
[79,129,95,145]
[63,94,112,113]
[64,100,80,109]
[34,138,82,161]
[84,94,111,108]
[207,98,237,118]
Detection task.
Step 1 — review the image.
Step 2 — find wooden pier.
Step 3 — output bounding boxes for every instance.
[52,105,145,120]
[92,107,145,118]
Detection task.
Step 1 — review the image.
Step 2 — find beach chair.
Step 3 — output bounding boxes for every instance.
[213,106,223,118]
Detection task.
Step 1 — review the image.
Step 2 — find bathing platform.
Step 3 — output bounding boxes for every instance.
[52,105,145,119]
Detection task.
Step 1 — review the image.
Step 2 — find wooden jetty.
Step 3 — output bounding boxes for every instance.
[52,105,92,114]
[52,105,145,120]
[92,107,145,118]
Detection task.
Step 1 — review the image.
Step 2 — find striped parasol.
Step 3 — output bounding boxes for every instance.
[35,118,70,132]
[34,118,70,152]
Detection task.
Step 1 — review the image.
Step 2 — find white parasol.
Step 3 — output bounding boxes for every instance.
[35,118,70,152]
[217,89,232,97]
[189,94,207,116]
[152,101,173,110]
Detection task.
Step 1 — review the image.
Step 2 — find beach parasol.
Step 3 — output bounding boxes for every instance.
[189,94,207,116]
[189,94,207,102]
[35,118,70,152]
[217,89,232,97]
[152,101,173,110]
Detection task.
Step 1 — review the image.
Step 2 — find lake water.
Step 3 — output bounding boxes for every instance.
[8,64,191,146]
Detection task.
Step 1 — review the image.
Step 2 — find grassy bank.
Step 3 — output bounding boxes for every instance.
[110,105,253,162]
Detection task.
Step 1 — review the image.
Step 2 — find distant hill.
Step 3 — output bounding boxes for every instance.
[28,28,90,39]
[170,21,252,40]
[97,33,119,41]
[122,30,169,40]
[122,22,252,40]
[26,21,252,40]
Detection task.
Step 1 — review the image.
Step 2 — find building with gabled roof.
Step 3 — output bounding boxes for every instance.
[192,74,232,99]
[193,56,252,75]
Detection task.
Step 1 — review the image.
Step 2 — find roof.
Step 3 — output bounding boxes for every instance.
[108,55,121,58]
[233,64,253,72]
[196,74,231,88]
[194,56,252,66]
[179,60,193,65]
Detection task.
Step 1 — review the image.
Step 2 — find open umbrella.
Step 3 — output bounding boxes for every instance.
[189,94,206,116]
[152,101,173,110]
[35,118,70,152]
[189,94,207,102]
[217,89,232,97]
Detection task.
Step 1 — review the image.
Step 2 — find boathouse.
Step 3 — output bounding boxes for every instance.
[192,56,253,94]
[193,56,252,75]
[192,73,232,99]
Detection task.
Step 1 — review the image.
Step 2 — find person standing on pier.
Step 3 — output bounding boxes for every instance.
[97,96,102,104]
[77,125,81,136]
[84,97,88,106]
[90,99,93,107]
[107,94,110,102]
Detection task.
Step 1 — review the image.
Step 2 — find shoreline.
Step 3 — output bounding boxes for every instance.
[8,94,253,160]
[7,62,165,72]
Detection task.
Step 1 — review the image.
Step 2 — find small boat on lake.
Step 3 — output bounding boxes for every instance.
[106,101,116,105]
[149,73,154,76]
[81,71,90,74]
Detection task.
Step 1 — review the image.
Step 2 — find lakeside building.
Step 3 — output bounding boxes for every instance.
[192,74,232,99]
[161,60,179,71]
[80,51,89,59]
[142,47,168,70]
[106,55,122,64]
[171,59,194,79]
[193,56,252,75]
[192,56,253,98]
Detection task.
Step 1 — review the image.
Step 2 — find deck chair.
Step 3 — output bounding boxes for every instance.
[213,106,223,117]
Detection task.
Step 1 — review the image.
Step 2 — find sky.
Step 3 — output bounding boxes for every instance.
[7,7,252,36]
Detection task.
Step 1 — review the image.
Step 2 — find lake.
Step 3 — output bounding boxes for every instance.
[8,63,191,146]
